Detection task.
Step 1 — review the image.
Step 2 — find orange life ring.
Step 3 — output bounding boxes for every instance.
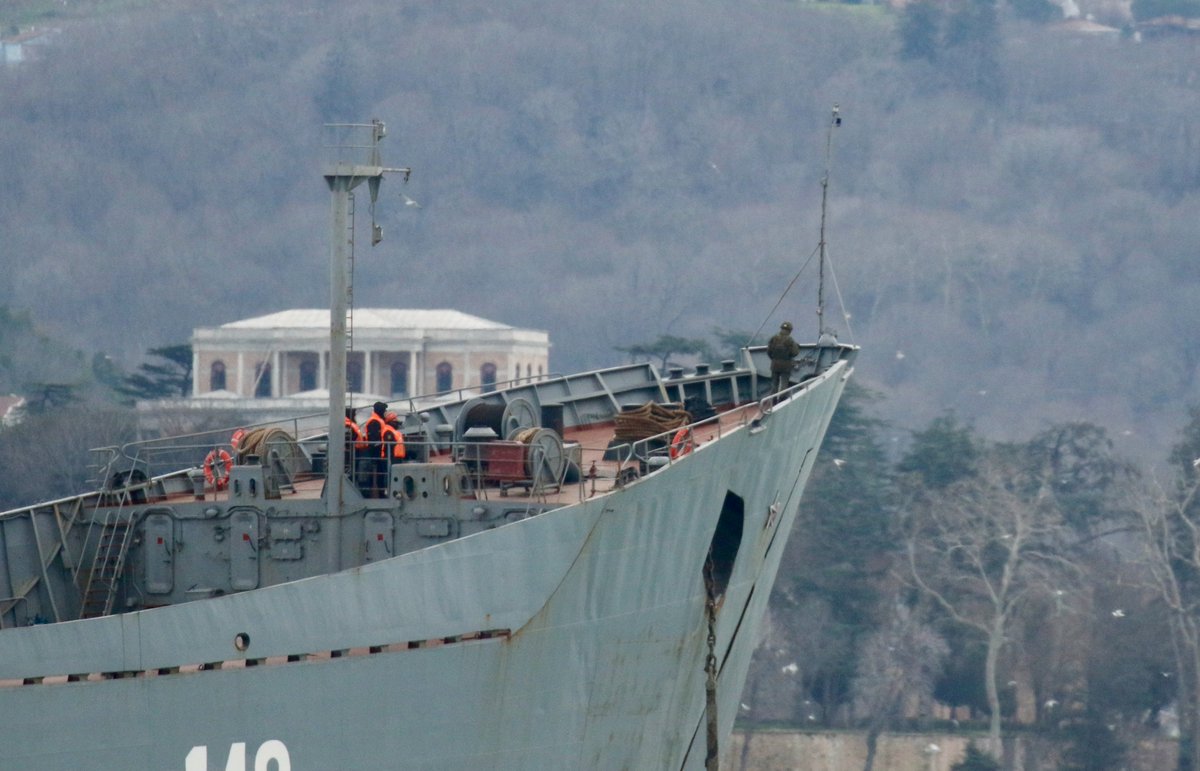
[204,449,233,489]
[669,428,694,459]
[230,428,246,450]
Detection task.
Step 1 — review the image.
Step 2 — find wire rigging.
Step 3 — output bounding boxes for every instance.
[746,242,820,348]
[826,246,856,344]
[748,104,844,347]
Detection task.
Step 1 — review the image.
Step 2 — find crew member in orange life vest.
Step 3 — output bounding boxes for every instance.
[343,407,367,489]
[344,407,366,458]
[361,402,390,497]
[383,411,407,465]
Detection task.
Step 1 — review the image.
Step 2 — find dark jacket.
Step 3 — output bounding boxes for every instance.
[767,331,801,374]
[362,411,387,454]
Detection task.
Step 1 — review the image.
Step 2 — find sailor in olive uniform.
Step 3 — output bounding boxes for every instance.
[767,321,801,393]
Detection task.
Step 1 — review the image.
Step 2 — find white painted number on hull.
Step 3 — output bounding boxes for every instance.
[186,741,291,771]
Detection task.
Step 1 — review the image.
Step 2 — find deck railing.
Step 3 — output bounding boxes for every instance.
[85,351,845,505]
[89,368,823,508]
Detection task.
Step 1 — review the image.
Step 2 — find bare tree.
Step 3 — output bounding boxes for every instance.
[0,406,138,509]
[1134,472,1200,771]
[742,595,849,726]
[903,458,1080,759]
[852,603,948,771]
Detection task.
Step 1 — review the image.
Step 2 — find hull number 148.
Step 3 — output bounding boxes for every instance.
[186,741,291,771]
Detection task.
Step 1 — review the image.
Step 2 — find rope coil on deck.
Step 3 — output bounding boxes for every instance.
[235,427,295,462]
[612,403,691,442]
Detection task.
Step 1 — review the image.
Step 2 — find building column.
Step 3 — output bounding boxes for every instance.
[364,349,373,397]
[237,352,245,396]
[318,350,327,392]
[192,348,200,396]
[418,338,429,396]
[272,350,281,397]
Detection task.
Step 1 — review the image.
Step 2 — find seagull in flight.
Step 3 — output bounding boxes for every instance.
[401,192,422,208]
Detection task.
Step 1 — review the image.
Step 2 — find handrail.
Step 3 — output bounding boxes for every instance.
[94,344,855,489]
[624,365,832,468]
[99,413,316,472]
[51,360,851,511]
[101,375,576,473]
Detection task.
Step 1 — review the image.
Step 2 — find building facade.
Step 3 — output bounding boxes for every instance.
[190,308,550,404]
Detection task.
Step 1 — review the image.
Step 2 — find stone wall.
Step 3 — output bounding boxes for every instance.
[721,730,1177,771]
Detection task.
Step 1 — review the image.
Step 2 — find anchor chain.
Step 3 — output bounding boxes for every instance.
[703,552,720,771]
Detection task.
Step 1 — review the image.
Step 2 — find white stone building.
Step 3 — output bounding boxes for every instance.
[153,309,549,425]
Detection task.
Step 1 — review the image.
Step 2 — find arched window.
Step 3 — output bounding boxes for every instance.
[299,359,318,392]
[390,361,408,396]
[480,362,497,393]
[347,361,363,394]
[210,360,227,391]
[436,362,453,393]
[254,362,272,398]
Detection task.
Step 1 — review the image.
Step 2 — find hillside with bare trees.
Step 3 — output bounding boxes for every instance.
[3,0,1199,464]
[4,2,1200,764]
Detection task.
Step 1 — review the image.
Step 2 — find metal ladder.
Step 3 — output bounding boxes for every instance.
[79,510,136,619]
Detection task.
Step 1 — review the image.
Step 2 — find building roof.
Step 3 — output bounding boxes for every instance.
[221,309,512,331]
[193,308,549,351]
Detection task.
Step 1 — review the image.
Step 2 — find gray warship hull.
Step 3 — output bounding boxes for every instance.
[0,351,852,770]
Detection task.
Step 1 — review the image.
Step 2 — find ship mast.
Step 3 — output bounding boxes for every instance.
[323,121,408,517]
[816,104,841,340]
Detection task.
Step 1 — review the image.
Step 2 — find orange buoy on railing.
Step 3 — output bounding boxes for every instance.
[204,448,233,489]
[669,428,694,459]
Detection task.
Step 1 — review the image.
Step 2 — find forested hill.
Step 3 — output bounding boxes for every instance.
[2,0,1199,463]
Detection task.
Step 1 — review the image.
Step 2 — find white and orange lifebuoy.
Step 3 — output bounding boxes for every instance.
[204,448,233,489]
[669,427,694,459]
[230,428,246,450]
